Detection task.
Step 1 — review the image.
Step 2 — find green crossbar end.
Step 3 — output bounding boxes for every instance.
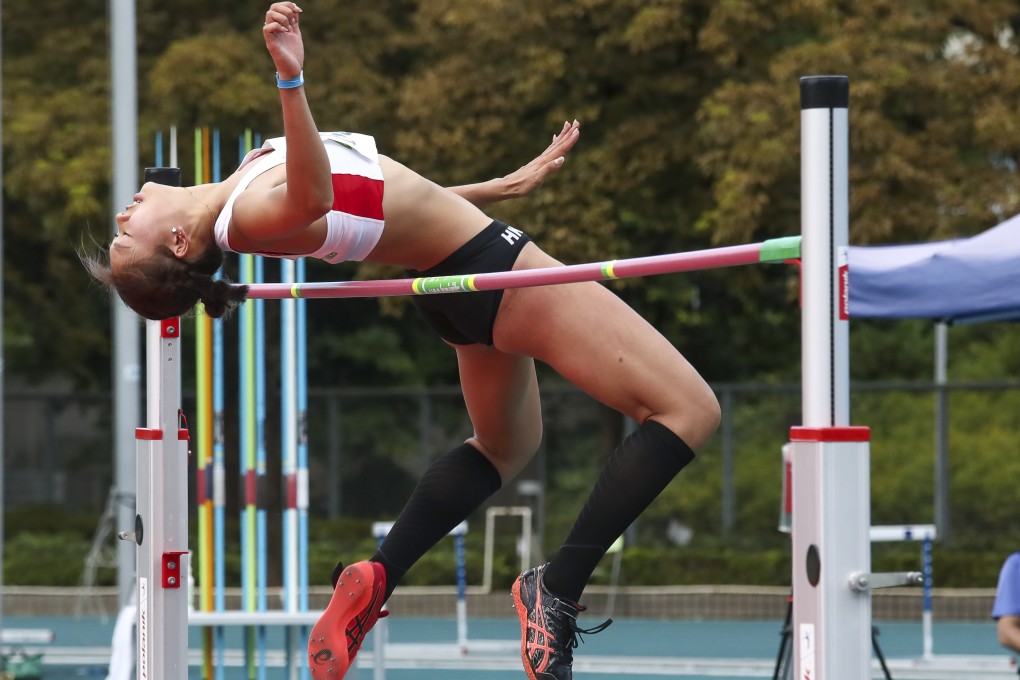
[759,236,802,263]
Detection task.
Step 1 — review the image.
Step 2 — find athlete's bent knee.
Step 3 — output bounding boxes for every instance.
[468,432,542,481]
[696,391,722,446]
[661,386,720,452]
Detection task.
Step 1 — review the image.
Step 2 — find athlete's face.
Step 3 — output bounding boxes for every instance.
[109,183,189,271]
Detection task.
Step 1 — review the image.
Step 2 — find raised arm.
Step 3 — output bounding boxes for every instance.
[449,120,580,208]
[231,2,334,240]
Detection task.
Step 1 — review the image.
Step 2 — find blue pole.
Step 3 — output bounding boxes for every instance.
[922,538,932,617]
[922,536,934,658]
[456,531,468,652]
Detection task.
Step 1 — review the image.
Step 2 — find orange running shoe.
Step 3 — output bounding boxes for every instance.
[512,564,611,680]
[308,560,388,678]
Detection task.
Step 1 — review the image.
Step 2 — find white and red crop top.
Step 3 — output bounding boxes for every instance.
[213,131,385,263]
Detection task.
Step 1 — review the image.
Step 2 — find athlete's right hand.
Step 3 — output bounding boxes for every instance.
[263,2,304,80]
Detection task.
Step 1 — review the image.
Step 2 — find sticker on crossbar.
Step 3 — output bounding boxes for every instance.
[412,275,478,295]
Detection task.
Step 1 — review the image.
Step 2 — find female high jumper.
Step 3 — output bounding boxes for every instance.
[86,4,720,679]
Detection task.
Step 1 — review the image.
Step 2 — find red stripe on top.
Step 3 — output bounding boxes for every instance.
[286,475,298,510]
[196,466,207,504]
[245,470,257,506]
[789,426,871,442]
[331,173,384,220]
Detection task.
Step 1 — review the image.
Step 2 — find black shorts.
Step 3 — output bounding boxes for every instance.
[407,220,531,346]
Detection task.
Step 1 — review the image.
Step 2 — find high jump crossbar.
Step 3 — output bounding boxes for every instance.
[244,237,802,300]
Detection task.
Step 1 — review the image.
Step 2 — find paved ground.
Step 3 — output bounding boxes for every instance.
[1,615,1016,679]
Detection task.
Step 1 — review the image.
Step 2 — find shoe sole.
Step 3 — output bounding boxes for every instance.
[512,575,540,680]
[308,561,376,678]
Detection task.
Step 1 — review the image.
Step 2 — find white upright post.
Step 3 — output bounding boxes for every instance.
[800,75,850,429]
[134,317,190,680]
[793,75,873,680]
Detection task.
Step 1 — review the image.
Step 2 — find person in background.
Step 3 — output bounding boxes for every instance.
[993,551,1020,656]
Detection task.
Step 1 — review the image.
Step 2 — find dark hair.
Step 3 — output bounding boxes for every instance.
[83,242,249,320]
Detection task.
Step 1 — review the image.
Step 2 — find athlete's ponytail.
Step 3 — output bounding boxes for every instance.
[83,243,248,320]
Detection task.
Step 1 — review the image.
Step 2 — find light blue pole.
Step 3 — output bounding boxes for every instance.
[238,131,257,680]
[255,252,268,680]
[281,256,299,677]
[297,257,311,679]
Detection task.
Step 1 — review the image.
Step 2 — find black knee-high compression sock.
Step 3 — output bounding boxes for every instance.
[542,420,695,604]
[370,442,502,601]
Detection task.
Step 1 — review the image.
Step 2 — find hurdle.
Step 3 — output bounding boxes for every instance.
[126,75,884,680]
[370,521,471,664]
[368,519,525,680]
[480,506,533,594]
[869,524,938,660]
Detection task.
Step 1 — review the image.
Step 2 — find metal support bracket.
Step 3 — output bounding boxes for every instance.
[162,551,188,588]
[848,570,923,592]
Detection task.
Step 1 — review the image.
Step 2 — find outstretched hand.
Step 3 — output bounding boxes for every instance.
[263,2,304,79]
[503,120,581,198]
[444,121,582,208]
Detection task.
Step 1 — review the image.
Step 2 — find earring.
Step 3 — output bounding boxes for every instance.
[171,226,180,234]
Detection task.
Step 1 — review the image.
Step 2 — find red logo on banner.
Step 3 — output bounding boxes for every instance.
[838,264,849,320]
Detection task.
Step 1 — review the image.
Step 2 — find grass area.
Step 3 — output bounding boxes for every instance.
[2,506,1008,590]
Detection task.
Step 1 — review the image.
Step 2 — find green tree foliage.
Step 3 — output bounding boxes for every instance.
[696,0,1020,244]
[1,0,115,384]
[6,0,1020,386]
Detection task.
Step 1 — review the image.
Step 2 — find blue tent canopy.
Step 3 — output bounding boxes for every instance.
[848,213,1020,323]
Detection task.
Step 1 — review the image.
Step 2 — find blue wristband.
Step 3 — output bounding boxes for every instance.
[276,71,304,89]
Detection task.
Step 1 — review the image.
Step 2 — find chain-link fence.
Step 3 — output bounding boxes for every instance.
[4,379,1019,544]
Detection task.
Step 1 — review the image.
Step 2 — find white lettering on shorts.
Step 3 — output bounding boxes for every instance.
[501,225,524,245]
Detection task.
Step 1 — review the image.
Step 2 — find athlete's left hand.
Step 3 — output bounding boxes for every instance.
[502,120,581,198]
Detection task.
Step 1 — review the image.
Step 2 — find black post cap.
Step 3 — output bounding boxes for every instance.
[143,167,182,187]
[800,75,849,110]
